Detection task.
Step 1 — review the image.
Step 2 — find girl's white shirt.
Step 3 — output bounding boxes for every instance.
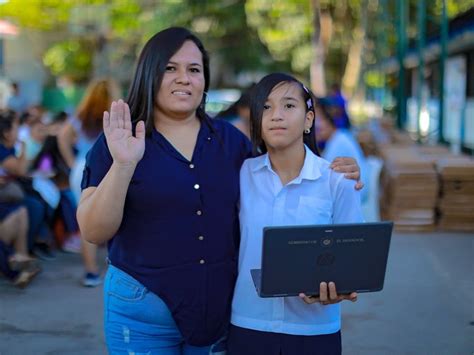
[232,145,364,335]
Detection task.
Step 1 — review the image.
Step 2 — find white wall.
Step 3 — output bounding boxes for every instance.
[2,30,51,107]
[464,99,474,149]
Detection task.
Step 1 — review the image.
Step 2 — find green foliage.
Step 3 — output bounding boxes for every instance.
[1,0,472,86]
[434,0,474,18]
[245,0,312,75]
[43,39,94,82]
[364,69,385,88]
[244,0,368,80]
[0,0,283,81]
[109,0,142,38]
[0,0,95,30]
[136,0,274,76]
[0,0,145,82]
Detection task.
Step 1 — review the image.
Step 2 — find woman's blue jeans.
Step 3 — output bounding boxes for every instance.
[104,264,227,355]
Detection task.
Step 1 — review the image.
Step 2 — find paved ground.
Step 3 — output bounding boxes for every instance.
[0,231,473,355]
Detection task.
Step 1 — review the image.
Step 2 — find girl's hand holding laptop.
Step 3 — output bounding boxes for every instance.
[299,281,358,305]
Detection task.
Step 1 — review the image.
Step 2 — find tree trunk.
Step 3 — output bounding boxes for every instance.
[310,0,332,97]
[342,1,367,99]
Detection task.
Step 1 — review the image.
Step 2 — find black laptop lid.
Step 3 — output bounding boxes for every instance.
[259,222,393,297]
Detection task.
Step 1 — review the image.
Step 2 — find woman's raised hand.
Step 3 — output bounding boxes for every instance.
[103,100,145,167]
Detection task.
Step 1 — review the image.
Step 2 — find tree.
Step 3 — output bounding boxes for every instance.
[137,0,272,86]
[0,0,272,86]
[0,0,144,83]
[245,0,369,97]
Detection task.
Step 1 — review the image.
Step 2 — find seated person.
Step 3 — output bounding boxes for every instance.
[0,239,40,288]
[0,109,53,258]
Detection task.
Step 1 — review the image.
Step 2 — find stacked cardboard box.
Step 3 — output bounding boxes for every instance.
[370,119,474,232]
[436,157,474,231]
[417,145,452,158]
[379,146,439,231]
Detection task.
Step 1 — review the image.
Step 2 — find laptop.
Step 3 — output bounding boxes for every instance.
[251,222,393,297]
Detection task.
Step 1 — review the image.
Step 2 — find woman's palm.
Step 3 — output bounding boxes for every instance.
[103,100,145,165]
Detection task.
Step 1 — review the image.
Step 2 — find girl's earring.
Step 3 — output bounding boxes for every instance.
[304,128,311,134]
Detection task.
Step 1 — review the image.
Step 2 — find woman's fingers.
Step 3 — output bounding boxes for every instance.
[124,102,132,131]
[110,100,122,129]
[355,180,365,191]
[334,164,361,181]
[109,101,119,130]
[344,172,360,180]
[118,100,125,129]
[330,157,353,169]
[333,163,357,174]
[135,120,146,140]
[330,157,361,181]
[107,100,133,132]
[103,111,110,133]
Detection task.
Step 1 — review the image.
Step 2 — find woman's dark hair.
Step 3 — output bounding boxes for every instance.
[249,73,318,156]
[0,110,17,141]
[126,27,210,135]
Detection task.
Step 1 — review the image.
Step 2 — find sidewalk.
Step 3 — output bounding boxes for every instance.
[0,232,473,354]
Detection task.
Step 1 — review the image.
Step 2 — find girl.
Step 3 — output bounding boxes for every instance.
[228,73,363,355]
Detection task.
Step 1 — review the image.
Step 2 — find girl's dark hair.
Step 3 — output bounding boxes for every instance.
[0,110,17,141]
[249,73,318,156]
[126,27,211,135]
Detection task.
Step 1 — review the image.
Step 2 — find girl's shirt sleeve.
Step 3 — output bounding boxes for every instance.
[331,171,365,223]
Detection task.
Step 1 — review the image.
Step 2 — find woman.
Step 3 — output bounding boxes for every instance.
[58,79,119,286]
[228,73,363,355]
[77,27,361,354]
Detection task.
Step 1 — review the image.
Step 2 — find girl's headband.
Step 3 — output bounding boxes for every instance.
[302,84,313,110]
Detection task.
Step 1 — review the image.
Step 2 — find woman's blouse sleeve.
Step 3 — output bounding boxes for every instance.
[80,133,113,190]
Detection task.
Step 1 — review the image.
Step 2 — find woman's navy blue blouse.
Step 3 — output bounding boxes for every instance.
[81,118,251,346]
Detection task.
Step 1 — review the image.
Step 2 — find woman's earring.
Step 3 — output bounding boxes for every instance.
[304,128,311,134]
